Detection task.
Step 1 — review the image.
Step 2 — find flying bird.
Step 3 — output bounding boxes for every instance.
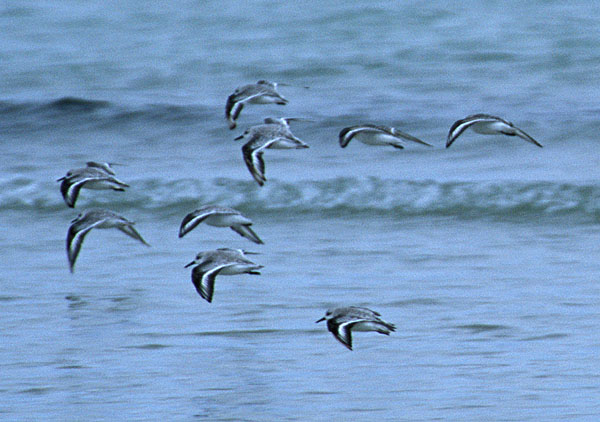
[66,208,149,273]
[184,248,263,303]
[339,124,432,149]
[446,114,542,148]
[57,161,129,207]
[316,306,396,350]
[225,80,288,129]
[236,118,309,186]
[178,205,263,244]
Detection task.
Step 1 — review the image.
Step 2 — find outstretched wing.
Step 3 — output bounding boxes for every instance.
[242,142,267,186]
[191,263,229,303]
[179,208,217,238]
[60,177,88,208]
[512,127,543,148]
[117,224,150,246]
[230,224,264,244]
[66,218,107,272]
[328,319,363,351]
[338,126,364,148]
[225,96,244,129]
[389,127,432,147]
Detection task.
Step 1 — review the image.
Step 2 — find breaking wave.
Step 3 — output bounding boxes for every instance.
[2,176,598,222]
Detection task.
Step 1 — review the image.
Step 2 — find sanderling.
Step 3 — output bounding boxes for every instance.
[316,306,396,351]
[179,205,263,244]
[184,248,263,303]
[57,161,129,208]
[236,118,309,186]
[66,208,150,273]
[339,124,432,149]
[446,114,542,148]
[225,80,288,130]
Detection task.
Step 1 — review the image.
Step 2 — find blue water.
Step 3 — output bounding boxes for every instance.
[2,1,600,421]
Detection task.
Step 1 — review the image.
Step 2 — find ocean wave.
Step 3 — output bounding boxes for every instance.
[0,97,214,134]
[2,176,598,222]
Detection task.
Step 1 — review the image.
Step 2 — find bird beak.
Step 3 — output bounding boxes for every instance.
[184,261,195,268]
[234,134,244,141]
[56,177,65,182]
[315,317,326,323]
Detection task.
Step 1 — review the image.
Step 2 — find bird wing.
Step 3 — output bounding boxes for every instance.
[242,142,268,186]
[179,208,222,238]
[191,263,229,303]
[389,127,432,147]
[60,177,88,208]
[66,217,108,272]
[512,127,543,147]
[117,224,150,246]
[86,161,116,175]
[230,225,264,244]
[338,126,365,148]
[225,97,245,129]
[346,307,396,332]
[328,318,367,351]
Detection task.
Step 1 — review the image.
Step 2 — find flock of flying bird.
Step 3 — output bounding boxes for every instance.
[57,80,543,350]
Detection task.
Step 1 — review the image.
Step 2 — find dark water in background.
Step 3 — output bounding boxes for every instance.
[1,1,600,421]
